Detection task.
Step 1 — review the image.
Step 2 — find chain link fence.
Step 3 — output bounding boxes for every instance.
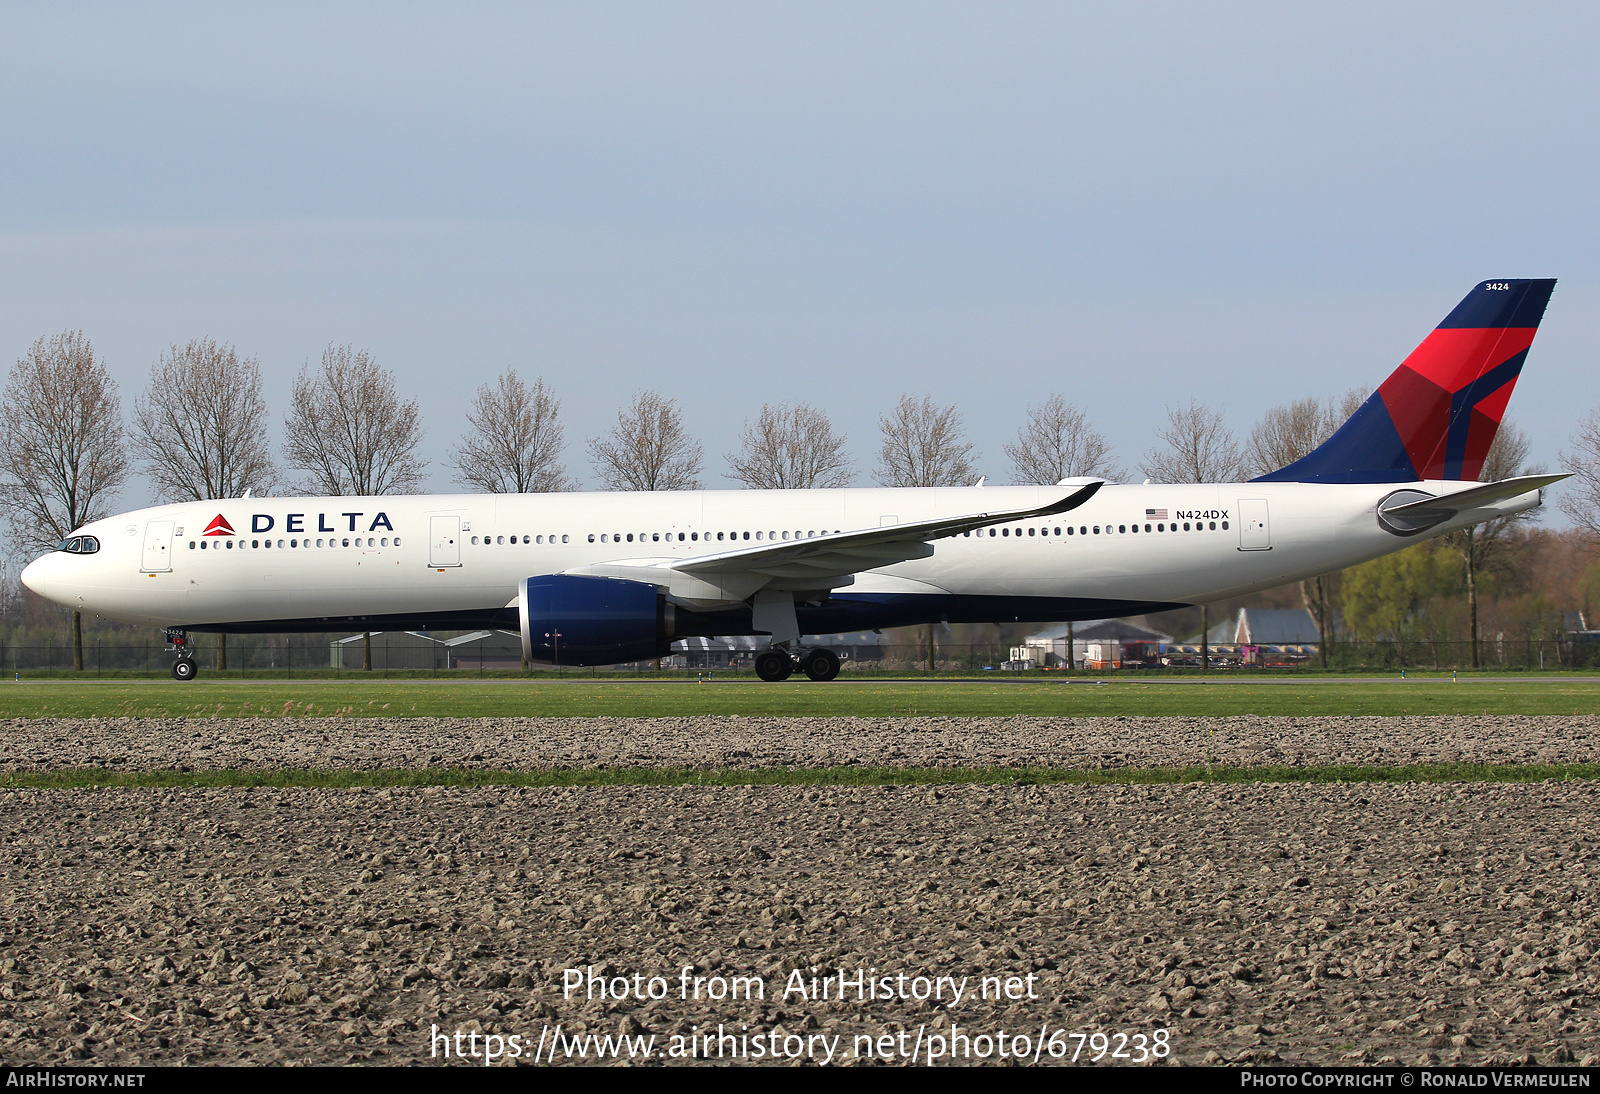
[0,636,1591,675]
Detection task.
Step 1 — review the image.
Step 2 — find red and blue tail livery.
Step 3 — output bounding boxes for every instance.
[1256,279,1556,483]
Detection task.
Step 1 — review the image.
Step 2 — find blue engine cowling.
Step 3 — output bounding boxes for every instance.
[519,575,676,666]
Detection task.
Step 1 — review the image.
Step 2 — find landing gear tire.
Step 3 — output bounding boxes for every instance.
[171,657,198,682]
[754,650,794,682]
[802,649,841,682]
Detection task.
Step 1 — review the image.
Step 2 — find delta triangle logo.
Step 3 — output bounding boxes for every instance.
[202,514,236,537]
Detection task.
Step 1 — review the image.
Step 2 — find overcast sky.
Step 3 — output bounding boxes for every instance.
[2,1,1597,548]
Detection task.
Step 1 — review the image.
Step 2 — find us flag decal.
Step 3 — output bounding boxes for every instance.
[1145,508,1168,520]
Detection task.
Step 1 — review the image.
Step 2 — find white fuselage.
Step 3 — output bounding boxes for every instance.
[20,481,1539,635]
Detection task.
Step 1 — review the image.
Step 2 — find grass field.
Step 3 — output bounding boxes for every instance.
[1,677,1598,718]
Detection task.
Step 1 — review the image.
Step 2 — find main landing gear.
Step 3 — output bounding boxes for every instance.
[165,627,199,681]
[753,650,791,681]
[753,647,840,682]
[803,648,841,681]
[748,592,839,681]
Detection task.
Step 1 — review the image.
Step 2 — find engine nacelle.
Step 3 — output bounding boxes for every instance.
[518,574,676,666]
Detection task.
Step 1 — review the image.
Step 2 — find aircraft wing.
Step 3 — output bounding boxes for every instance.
[1381,474,1569,518]
[670,480,1103,581]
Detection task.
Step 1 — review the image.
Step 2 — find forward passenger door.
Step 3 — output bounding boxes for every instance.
[141,521,174,572]
[429,516,461,567]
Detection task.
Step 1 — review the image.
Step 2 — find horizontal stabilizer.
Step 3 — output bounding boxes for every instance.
[1379,474,1569,518]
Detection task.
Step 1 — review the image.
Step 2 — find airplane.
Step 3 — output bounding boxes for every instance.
[21,278,1564,682]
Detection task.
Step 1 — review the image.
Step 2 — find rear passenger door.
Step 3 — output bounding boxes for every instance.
[1237,499,1271,551]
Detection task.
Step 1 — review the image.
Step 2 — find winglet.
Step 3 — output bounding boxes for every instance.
[1033,479,1103,517]
[925,479,1103,539]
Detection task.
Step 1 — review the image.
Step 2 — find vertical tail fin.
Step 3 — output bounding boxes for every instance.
[1255,279,1556,483]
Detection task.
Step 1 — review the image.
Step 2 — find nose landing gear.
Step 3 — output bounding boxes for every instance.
[165,627,199,681]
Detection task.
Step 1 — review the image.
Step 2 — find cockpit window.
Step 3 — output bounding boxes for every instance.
[57,536,99,554]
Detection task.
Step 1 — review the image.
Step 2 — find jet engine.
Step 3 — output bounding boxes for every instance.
[518,574,676,666]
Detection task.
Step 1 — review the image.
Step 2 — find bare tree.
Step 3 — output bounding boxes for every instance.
[1562,407,1600,539]
[1244,388,1368,478]
[284,345,426,673]
[135,339,276,502]
[450,370,572,493]
[1005,395,1116,483]
[1245,397,1329,479]
[1140,398,1244,484]
[0,331,129,670]
[1445,422,1539,668]
[875,394,975,668]
[283,345,426,496]
[1141,398,1243,672]
[1245,387,1368,664]
[588,390,704,491]
[875,394,977,488]
[726,402,853,489]
[135,338,277,671]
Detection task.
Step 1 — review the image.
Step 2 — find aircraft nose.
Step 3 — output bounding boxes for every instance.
[20,554,56,600]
